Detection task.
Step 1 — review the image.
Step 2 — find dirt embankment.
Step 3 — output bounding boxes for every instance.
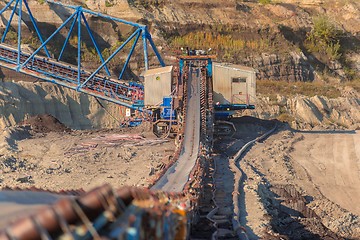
[0,81,126,130]
[3,0,360,82]
[135,0,360,81]
[0,80,176,191]
[245,88,360,130]
[239,124,360,239]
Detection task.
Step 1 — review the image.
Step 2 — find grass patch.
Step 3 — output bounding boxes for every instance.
[344,79,360,92]
[259,0,272,4]
[257,80,342,98]
[105,0,114,7]
[170,30,288,62]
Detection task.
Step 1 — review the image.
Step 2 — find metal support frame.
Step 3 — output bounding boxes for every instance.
[0,0,165,76]
[46,0,165,75]
[0,0,166,110]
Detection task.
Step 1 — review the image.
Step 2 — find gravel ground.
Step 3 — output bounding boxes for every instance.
[239,124,360,239]
[0,118,175,191]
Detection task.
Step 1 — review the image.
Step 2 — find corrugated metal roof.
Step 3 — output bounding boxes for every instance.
[213,62,256,73]
[140,66,173,77]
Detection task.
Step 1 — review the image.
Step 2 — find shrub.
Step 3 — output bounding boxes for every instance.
[259,0,271,4]
[306,16,342,61]
[105,0,114,7]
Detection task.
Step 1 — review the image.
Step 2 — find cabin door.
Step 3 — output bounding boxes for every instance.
[231,77,248,104]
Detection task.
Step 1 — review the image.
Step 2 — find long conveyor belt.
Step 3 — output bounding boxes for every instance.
[151,66,201,192]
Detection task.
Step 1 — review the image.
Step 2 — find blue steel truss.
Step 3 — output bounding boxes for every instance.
[0,0,165,110]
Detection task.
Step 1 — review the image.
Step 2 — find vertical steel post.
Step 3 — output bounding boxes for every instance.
[17,0,22,66]
[58,13,78,61]
[147,31,165,67]
[142,27,148,70]
[77,7,82,84]
[81,12,110,76]
[119,30,141,80]
[207,58,212,77]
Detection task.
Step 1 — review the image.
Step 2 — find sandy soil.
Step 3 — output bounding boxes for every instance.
[239,125,360,239]
[292,132,360,216]
[1,113,359,239]
[0,125,174,191]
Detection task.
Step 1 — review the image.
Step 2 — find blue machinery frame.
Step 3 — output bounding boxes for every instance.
[0,0,165,109]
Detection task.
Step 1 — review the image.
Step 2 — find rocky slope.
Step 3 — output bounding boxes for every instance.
[245,87,360,130]
[0,1,359,130]
[134,0,360,81]
[0,80,357,131]
[0,81,124,129]
[1,0,360,81]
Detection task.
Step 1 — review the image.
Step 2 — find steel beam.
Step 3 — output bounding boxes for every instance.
[79,28,141,89]
[142,27,149,70]
[23,0,50,57]
[77,7,81,84]
[0,0,165,111]
[81,12,110,76]
[147,30,165,67]
[18,10,78,70]
[17,0,22,66]
[0,0,15,15]
[119,30,141,80]
[1,0,18,43]
[46,0,145,28]
[58,13,78,61]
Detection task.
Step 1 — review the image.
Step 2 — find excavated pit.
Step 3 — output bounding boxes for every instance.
[0,81,175,192]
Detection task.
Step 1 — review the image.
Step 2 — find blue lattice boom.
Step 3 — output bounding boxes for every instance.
[0,0,165,110]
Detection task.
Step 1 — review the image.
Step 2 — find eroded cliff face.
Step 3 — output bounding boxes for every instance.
[1,0,360,81]
[132,0,360,81]
[138,0,360,34]
[0,81,124,129]
[243,52,315,81]
[246,87,360,130]
[0,81,358,130]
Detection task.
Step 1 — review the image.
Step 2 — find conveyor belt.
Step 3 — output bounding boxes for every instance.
[0,44,144,109]
[151,66,201,192]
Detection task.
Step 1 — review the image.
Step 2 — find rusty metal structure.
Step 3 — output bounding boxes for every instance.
[0,185,187,240]
[0,1,262,239]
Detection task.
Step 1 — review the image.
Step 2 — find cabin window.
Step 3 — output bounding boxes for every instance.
[232,77,247,83]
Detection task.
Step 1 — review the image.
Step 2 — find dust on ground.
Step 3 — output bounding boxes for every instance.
[239,124,360,239]
[0,115,175,191]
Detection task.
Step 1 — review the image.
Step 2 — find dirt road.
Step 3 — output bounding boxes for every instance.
[239,126,360,239]
[292,131,360,216]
